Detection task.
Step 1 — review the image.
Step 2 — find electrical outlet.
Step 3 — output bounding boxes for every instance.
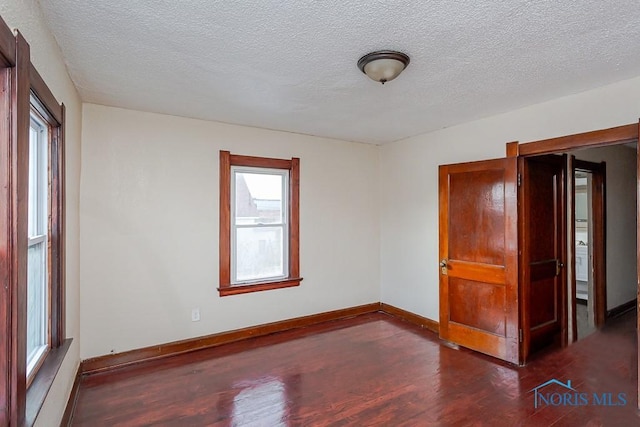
[191,308,200,322]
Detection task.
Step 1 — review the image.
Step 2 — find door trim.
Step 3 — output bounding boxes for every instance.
[517,124,637,156]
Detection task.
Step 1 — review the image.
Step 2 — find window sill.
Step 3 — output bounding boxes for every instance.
[26,338,72,426]
[218,277,303,296]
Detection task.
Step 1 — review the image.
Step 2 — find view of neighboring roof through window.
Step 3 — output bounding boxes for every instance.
[232,168,289,284]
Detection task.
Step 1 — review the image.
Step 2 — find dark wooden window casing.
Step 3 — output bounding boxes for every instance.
[30,64,66,351]
[0,15,68,426]
[219,151,301,296]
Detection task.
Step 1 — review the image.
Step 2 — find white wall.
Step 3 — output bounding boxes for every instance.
[380,75,640,321]
[573,145,637,310]
[0,1,82,425]
[80,104,380,359]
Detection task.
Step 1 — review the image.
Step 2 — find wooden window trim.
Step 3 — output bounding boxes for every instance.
[24,64,66,427]
[24,53,66,427]
[28,71,65,345]
[8,30,31,427]
[0,21,66,425]
[219,151,302,296]
[25,338,71,426]
[29,64,62,126]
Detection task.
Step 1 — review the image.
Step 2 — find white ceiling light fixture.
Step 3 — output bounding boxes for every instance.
[357,50,410,84]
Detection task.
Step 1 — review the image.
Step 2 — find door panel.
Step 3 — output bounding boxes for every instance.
[449,278,506,335]
[448,169,506,265]
[530,277,557,326]
[439,158,519,364]
[520,155,567,362]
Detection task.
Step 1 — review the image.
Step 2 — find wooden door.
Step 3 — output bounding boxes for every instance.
[520,155,567,362]
[439,158,519,364]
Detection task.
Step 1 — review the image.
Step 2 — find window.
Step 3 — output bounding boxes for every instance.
[24,83,66,386]
[0,25,67,426]
[219,151,301,296]
[26,107,50,381]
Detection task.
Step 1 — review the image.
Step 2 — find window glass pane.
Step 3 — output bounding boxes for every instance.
[27,242,47,373]
[28,116,47,238]
[235,226,285,282]
[235,172,283,225]
[28,124,39,237]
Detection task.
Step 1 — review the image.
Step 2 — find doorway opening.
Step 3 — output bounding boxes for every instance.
[574,169,596,338]
[570,157,607,342]
[567,144,636,344]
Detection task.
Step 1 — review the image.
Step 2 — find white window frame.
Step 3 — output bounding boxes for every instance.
[26,107,50,380]
[230,166,289,285]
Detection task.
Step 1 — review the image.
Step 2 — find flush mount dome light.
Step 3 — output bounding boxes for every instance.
[357,50,410,84]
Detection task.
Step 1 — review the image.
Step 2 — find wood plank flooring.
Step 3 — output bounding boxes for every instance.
[69,311,639,426]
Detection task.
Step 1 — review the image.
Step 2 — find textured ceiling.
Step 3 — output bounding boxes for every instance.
[37,1,640,144]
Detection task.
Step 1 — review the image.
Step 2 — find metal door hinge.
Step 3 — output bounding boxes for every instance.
[519,329,523,343]
[517,173,522,187]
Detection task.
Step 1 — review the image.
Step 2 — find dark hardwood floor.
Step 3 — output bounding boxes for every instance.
[70,311,639,426]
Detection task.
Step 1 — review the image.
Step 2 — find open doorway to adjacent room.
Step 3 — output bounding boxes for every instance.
[573,167,599,339]
[569,142,637,342]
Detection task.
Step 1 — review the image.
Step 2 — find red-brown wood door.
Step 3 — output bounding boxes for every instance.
[439,158,519,364]
[519,155,567,363]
